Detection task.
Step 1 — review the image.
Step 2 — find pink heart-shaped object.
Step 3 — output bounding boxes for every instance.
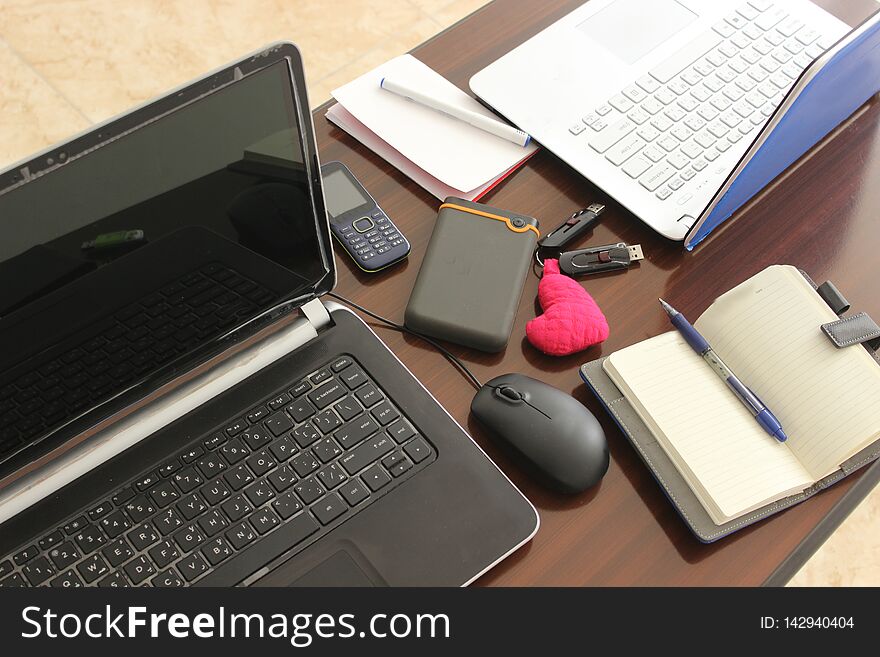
[526,259,609,356]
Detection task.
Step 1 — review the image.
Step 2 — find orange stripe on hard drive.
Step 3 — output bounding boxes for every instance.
[439,202,540,238]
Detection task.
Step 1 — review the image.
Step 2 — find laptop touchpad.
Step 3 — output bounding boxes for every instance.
[577,0,697,65]
[287,550,377,587]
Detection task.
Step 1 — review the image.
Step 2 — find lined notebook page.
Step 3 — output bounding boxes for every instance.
[696,266,880,479]
[605,331,813,523]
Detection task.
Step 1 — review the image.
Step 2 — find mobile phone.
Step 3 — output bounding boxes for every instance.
[320,161,410,272]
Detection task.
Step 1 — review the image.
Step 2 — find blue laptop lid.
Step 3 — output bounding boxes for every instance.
[685,10,880,250]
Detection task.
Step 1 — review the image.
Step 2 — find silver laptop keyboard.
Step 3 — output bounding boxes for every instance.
[568,0,834,203]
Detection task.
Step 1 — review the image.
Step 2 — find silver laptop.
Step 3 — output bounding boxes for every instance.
[470,0,848,241]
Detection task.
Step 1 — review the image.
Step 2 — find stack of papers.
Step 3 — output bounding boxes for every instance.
[326,55,538,201]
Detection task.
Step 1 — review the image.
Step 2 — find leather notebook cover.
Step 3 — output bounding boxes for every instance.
[579,271,880,542]
[405,197,538,353]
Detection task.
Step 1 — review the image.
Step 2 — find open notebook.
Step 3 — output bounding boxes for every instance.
[602,265,880,526]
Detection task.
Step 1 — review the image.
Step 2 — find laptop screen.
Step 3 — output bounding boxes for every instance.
[0,50,332,473]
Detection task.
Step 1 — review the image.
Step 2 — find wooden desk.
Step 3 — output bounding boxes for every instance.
[313,0,880,585]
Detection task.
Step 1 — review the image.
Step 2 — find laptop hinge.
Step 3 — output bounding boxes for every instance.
[300,297,332,331]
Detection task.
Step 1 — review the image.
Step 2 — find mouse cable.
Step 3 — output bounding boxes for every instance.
[326,292,483,391]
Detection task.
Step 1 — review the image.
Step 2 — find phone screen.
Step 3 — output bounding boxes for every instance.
[323,169,370,219]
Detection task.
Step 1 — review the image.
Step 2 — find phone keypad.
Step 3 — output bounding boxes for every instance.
[336,212,407,268]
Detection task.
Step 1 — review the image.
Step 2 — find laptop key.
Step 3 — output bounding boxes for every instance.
[224,464,254,491]
[174,524,206,553]
[74,526,106,554]
[317,463,348,490]
[340,432,395,475]
[77,554,110,583]
[202,537,234,566]
[134,472,160,492]
[199,478,232,505]
[241,429,272,450]
[334,395,363,421]
[312,492,347,525]
[244,481,276,507]
[264,411,293,436]
[155,507,185,535]
[50,569,84,588]
[38,530,64,551]
[158,459,181,477]
[588,117,636,154]
[313,409,342,433]
[196,454,227,478]
[389,457,413,477]
[292,422,321,448]
[313,437,342,463]
[225,522,258,550]
[181,445,204,464]
[335,415,379,449]
[309,368,332,386]
[0,559,13,578]
[340,478,370,506]
[289,380,311,398]
[267,393,291,411]
[198,509,229,537]
[102,538,134,567]
[129,523,160,551]
[124,556,155,585]
[250,507,282,534]
[174,468,203,493]
[178,553,210,582]
[98,571,129,587]
[246,450,277,477]
[361,464,392,492]
[150,540,180,569]
[273,491,303,519]
[286,399,316,423]
[152,569,185,587]
[220,438,248,465]
[331,356,353,372]
[404,436,431,463]
[308,381,347,409]
[177,492,208,520]
[340,366,368,390]
[291,452,320,477]
[221,493,253,521]
[294,477,326,504]
[22,556,55,585]
[203,431,227,450]
[88,500,113,521]
[269,436,298,462]
[48,542,81,569]
[150,479,181,508]
[387,419,415,443]
[370,401,399,426]
[267,464,298,492]
[354,383,381,408]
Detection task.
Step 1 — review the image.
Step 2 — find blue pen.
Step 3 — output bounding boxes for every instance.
[659,299,787,442]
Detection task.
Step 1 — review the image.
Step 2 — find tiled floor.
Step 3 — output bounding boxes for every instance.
[1,0,878,585]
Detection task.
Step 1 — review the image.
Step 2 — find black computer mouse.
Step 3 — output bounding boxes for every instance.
[471,373,609,494]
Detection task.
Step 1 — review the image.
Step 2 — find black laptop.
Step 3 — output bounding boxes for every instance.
[0,43,538,587]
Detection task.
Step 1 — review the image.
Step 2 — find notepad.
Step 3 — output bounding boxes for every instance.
[603,265,880,525]
[326,55,537,201]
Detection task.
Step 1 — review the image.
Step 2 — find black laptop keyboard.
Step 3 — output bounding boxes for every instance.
[0,355,435,587]
[0,263,276,461]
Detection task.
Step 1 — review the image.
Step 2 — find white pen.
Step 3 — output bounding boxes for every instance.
[380,75,531,147]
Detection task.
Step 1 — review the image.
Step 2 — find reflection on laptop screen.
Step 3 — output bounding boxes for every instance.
[0,60,328,469]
